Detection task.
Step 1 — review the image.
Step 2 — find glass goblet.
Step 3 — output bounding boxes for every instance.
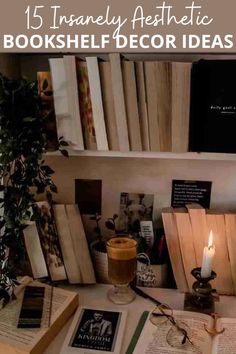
[106,236,137,305]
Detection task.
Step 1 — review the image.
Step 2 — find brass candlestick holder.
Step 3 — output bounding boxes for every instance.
[184,267,219,314]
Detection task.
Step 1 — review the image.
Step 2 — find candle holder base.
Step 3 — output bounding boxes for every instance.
[184,268,219,314]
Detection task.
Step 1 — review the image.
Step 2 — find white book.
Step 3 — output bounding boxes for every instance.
[109,53,130,151]
[86,57,109,151]
[49,58,72,144]
[135,61,150,151]
[122,61,142,151]
[63,55,84,150]
[61,307,127,354]
[23,223,48,279]
[53,205,82,284]
[65,205,96,284]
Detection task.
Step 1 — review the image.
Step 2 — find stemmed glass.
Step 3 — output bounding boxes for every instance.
[106,236,137,305]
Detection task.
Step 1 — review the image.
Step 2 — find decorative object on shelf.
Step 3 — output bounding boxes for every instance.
[184,267,219,314]
[0,74,59,303]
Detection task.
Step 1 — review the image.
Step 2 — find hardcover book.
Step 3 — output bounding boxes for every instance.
[189,59,236,153]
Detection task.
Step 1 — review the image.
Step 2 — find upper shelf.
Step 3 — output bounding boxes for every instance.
[46,150,236,161]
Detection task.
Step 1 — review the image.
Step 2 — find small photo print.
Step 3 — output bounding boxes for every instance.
[70,308,121,352]
[118,193,154,234]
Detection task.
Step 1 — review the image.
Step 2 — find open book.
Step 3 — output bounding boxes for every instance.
[127,310,236,354]
[0,277,78,354]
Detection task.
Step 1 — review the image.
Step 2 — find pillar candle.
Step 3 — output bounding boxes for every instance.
[200,230,215,278]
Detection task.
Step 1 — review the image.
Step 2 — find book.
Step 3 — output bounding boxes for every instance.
[189,59,236,153]
[23,223,49,280]
[135,61,150,151]
[127,309,235,354]
[144,62,160,151]
[0,277,78,354]
[144,61,171,152]
[49,58,71,144]
[35,201,67,282]
[76,58,97,150]
[171,62,192,153]
[122,61,142,151]
[225,213,236,293]
[99,61,119,151]
[37,71,58,151]
[65,205,96,284]
[61,306,127,354]
[63,55,85,150]
[161,208,189,293]
[109,53,130,151]
[53,204,82,284]
[86,57,109,151]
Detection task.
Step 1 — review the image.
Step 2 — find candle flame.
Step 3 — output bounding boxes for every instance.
[208,230,213,249]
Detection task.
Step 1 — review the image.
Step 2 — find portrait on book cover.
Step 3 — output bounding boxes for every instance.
[70,309,121,352]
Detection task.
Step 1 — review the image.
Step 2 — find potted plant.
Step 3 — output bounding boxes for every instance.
[90,214,118,284]
[0,74,61,302]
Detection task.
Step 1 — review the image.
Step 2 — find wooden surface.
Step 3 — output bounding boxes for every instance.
[45,284,236,354]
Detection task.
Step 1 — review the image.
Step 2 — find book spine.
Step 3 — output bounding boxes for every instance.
[135,61,150,151]
[76,60,97,151]
[144,62,161,151]
[171,62,192,153]
[86,57,109,151]
[99,61,119,150]
[122,61,142,152]
[109,53,130,151]
[63,56,84,150]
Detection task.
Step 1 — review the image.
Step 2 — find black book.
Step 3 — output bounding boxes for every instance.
[189,59,236,153]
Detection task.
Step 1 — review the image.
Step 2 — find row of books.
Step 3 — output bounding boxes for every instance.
[23,201,96,284]
[48,54,192,153]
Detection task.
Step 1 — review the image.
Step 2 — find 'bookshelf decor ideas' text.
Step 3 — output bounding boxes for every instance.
[2,2,234,50]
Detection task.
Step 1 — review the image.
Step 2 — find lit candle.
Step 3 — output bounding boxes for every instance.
[200,231,215,278]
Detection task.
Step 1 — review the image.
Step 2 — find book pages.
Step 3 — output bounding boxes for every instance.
[0,280,78,354]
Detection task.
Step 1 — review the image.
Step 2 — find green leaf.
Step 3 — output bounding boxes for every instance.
[60,149,69,158]
[50,185,58,193]
[41,165,55,175]
[59,140,69,146]
[23,117,37,123]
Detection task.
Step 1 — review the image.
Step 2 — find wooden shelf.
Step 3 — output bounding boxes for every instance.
[46,150,236,161]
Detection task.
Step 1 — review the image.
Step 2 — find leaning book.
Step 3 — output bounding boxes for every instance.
[0,277,78,354]
[61,307,127,354]
[127,310,236,354]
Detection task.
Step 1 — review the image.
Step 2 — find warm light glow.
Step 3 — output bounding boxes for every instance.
[208,230,213,249]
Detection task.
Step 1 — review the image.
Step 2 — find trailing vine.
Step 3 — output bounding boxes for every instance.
[0,74,58,300]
